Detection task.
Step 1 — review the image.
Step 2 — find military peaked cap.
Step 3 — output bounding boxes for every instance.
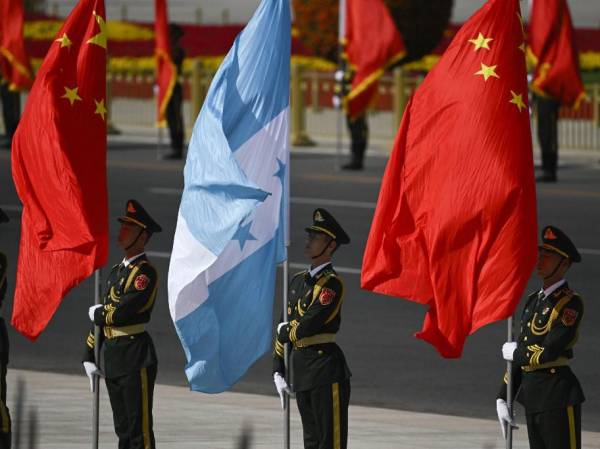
[540,225,580,263]
[305,208,350,245]
[0,208,8,224]
[118,199,162,234]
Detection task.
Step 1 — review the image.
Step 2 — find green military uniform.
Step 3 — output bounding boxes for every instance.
[499,226,584,449]
[274,209,351,449]
[83,200,161,449]
[0,208,11,448]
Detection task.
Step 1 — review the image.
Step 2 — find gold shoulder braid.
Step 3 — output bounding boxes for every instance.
[530,292,574,336]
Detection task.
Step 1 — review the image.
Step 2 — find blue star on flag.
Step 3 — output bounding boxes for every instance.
[232,221,257,250]
[274,158,286,184]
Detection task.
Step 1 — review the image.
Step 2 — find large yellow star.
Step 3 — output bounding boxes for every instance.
[474,63,499,81]
[87,10,107,49]
[509,90,527,112]
[94,99,107,121]
[468,33,493,51]
[55,33,72,48]
[62,86,82,105]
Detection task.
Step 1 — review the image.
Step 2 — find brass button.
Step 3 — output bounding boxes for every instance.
[550,368,556,374]
[527,322,531,326]
[318,350,323,355]
[524,336,528,341]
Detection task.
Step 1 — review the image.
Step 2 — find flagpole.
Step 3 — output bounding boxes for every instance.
[283,258,290,449]
[92,269,101,449]
[335,0,347,172]
[506,316,514,449]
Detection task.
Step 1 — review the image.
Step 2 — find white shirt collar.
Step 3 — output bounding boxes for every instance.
[122,252,145,267]
[309,262,332,278]
[541,279,566,298]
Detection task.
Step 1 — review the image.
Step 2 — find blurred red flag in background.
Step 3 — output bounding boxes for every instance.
[0,0,33,90]
[528,0,585,108]
[155,0,177,126]
[344,0,405,119]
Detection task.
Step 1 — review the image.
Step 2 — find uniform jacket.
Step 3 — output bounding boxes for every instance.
[499,282,585,413]
[83,254,159,378]
[273,264,351,392]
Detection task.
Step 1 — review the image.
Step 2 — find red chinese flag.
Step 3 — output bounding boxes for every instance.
[361,0,537,358]
[155,0,176,125]
[10,0,108,339]
[344,0,405,119]
[0,0,33,90]
[529,0,585,108]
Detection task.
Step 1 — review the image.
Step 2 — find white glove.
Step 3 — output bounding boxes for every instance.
[83,361,103,392]
[277,322,288,335]
[273,373,291,409]
[88,304,103,322]
[332,95,341,109]
[502,342,517,361]
[496,398,518,439]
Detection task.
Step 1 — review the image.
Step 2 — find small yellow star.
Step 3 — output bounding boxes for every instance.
[55,33,72,48]
[518,42,526,53]
[94,99,107,121]
[468,33,493,51]
[474,63,499,81]
[87,10,107,49]
[509,90,527,112]
[62,86,82,106]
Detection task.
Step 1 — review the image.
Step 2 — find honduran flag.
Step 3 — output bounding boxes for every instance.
[168,0,290,393]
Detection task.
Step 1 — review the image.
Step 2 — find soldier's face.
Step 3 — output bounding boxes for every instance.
[118,222,142,249]
[304,232,332,258]
[536,248,568,279]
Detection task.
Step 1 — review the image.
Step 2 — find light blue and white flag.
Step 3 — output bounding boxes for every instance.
[168,0,290,393]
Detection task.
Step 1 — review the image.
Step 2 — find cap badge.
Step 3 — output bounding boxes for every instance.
[544,228,557,240]
[127,202,136,213]
[314,211,324,222]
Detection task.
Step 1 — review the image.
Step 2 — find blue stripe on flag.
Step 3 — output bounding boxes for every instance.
[175,234,280,393]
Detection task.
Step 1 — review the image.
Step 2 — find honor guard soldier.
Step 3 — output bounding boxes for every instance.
[496,226,585,449]
[0,208,11,448]
[83,200,162,449]
[273,208,352,449]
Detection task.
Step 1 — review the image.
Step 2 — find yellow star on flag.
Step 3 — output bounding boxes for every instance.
[474,63,499,81]
[55,33,72,48]
[62,86,82,106]
[94,99,107,121]
[87,11,107,49]
[509,90,527,112]
[468,33,493,51]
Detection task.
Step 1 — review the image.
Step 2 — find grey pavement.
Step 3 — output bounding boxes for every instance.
[8,368,600,449]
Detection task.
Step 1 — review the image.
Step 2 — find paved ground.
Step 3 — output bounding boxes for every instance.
[1,138,600,441]
[7,369,600,449]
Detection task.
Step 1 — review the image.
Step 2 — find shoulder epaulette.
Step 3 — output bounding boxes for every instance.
[291,270,308,281]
